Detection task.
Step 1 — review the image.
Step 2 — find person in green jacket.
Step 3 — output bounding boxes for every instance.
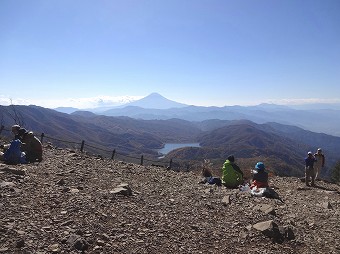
[221,155,243,188]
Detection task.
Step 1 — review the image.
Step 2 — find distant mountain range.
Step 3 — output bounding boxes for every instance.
[1,104,340,179]
[54,93,187,114]
[57,93,340,137]
[288,103,340,110]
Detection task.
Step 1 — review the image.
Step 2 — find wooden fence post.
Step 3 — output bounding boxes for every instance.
[111,149,116,160]
[40,133,44,143]
[169,158,173,169]
[140,155,144,165]
[80,140,85,152]
[0,125,4,135]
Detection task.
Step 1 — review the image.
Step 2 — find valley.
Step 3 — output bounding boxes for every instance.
[1,103,340,180]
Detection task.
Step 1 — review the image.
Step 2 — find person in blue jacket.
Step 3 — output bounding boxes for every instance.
[251,162,269,189]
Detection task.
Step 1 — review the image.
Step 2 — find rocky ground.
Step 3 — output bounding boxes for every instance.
[0,145,339,254]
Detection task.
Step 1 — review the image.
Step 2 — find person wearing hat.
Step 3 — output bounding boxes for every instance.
[8,125,42,163]
[314,148,325,180]
[305,151,317,186]
[0,125,27,164]
[251,162,269,189]
[221,155,243,188]
[9,125,29,141]
[11,124,20,133]
[0,125,23,151]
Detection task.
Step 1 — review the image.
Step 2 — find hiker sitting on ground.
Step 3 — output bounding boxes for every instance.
[19,128,43,163]
[305,151,316,187]
[0,139,27,165]
[6,125,42,163]
[251,162,269,189]
[0,125,24,151]
[221,155,243,188]
[8,125,29,143]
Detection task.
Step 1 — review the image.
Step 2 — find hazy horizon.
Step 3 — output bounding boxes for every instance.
[1,92,340,111]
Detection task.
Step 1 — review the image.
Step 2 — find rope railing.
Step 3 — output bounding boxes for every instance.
[83,143,109,152]
[43,134,80,145]
[0,125,173,168]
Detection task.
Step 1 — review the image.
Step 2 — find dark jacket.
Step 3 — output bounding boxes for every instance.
[305,156,316,168]
[253,170,268,183]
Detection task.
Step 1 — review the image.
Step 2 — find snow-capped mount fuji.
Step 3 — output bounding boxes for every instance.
[120,93,188,109]
[54,93,186,114]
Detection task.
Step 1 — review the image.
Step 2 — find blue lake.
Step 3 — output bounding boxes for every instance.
[157,143,200,155]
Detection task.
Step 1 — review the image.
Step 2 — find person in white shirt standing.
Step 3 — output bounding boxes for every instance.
[314,148,325,180]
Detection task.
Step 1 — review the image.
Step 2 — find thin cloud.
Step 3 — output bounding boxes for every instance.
[1,95,339,109]
[267,98,340,105]
[0,95,143,109]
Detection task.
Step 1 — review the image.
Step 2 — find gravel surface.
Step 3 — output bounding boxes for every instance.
[1,146,339,253]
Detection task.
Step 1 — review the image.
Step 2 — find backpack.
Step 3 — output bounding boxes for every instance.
[4,139,27,165]
[208,176,222,186]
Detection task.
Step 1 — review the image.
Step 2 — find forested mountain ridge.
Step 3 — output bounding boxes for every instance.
[56,93,340,137]
[1,105,339,178]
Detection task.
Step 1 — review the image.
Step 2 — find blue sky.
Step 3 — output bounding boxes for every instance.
[1,0,339,109]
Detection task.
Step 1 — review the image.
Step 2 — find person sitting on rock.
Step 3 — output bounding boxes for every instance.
[3,125,42,163]
[0,124,26,152]
[10,125,28,142]
[19,129,43,163]
[221,155,243,188]
[251,162,269,189]
[0,139,27,164]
